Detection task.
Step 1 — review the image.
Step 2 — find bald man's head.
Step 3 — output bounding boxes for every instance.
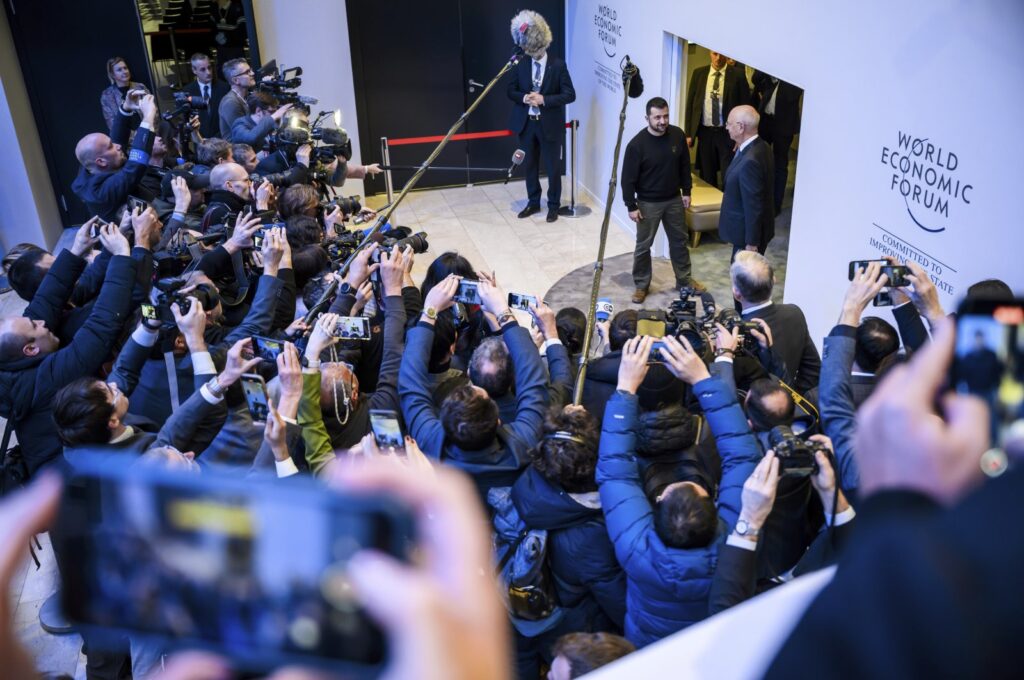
[210,162,252,200]
[730,250,775,305]
[726,104,759,144]
[75,133,125,173]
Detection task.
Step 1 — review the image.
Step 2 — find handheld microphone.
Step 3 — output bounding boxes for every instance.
[505,149,526,183]
[622,55,644,99]
[296,95,319,106]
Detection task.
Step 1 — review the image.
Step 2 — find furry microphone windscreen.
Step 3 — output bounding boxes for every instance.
[510,10,553,56]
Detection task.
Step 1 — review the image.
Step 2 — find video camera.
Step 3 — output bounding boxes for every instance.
[162,89,209,123]
[767,425,829,477]
[256,63,316,112]
[663,285,718,358]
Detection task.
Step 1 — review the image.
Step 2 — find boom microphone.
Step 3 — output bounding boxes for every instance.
[505,148,526,183]
[622,55,644,99]
[510,10,553,57]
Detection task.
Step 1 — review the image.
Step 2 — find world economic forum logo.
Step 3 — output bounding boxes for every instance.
[593,5,621,58]
[880,131,973,234]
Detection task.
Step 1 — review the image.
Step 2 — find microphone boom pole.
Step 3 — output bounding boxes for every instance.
[572,59,639,405]
[334,50,525,277]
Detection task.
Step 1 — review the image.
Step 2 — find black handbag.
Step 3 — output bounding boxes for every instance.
[1,418,29,496]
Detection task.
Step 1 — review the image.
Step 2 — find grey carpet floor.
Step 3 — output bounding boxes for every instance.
[544,205,792,316]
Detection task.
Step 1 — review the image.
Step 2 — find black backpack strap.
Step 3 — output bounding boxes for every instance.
[496,528,530,574]
[1,417,14,462]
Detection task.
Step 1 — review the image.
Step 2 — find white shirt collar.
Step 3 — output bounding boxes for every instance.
[742,299,773,314]
[109,425,135,444]
[533,53,548,68]
[738,134,759,153]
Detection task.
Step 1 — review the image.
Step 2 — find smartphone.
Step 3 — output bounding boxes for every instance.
[127,195,149,214]
[52,452,413,675]
[140,303,159,322]
[333,316,371,341]
[848,259,888,280]
[251,335,284,362]
[508,292,538,311]
[872,290,894,307]
[882,265,911,288]
[89,218,111,239]
[648,340,666,364]
[952,297,1024,450]
[369,409,406,455]
[253,227,266,249]
[453,279,480,305]
[637,311,667,339]
[240,373,271,422]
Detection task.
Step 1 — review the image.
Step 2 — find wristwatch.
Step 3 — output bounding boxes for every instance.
[734,518,760,538]
[496,308,515,327]
[337,281,354,296]
[423,306,438,320]
[205,376,226,399]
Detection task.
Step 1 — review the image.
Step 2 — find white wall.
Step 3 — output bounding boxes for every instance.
[567,0,1024,346]
[251,0,364,199]
[0,7,63,252]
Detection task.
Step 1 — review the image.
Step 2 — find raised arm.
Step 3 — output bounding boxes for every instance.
[399,275,460,459]
[368,246,410,412]
[300,315,343,475]
[24,222,97,327]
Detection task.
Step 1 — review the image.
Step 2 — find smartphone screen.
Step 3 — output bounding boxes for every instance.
[952,298,1024,449]
[240,373,270,422]
[251,336,283,362]
[369,409,406,455]
[140,303,158,321]
[872,290,894,307]
[637,317,667,338]
[453,280,480,305]
[507,292,538,311]
[848,259,888,280]
[53,453,413,673]
[128,195,149,214]
[648,340,666,364]
[333,316,371,340]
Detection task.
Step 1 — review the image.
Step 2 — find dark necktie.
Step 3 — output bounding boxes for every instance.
[711,70,722,126]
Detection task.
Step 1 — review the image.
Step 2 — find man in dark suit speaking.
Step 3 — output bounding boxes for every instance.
[719,105,775,258]
[507,10,576,223]
[684,51,750,188]
[182,53,229,139]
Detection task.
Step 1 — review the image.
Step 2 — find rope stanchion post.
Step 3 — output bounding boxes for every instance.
[381,136,395,207]
[560,119,592,218]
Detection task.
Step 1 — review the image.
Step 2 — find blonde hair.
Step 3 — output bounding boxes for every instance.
[106,56,128,85]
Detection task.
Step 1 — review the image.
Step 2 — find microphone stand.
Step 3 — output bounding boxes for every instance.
[572,59,639,405]
[334,49,525,277]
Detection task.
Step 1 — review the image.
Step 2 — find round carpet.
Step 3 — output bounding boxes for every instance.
[544,228,790,316]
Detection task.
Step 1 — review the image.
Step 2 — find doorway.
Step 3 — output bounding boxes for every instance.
[347,0,566,193]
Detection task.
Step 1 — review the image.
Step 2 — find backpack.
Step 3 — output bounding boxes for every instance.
[488,486,565,637]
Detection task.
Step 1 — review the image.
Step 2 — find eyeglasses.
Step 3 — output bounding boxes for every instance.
[235,69,254,78]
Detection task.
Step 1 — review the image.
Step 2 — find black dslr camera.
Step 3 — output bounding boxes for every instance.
[767,425,828,478]
[715,308,762,352]
[154,278,220,325]
[323,196,363,219]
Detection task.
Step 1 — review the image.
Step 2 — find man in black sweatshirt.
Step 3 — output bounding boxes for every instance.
[621,96,702,304]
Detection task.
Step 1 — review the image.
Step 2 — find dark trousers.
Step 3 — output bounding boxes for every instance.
[759,115,794,214]
[695,124,733,189]
[633,198,692,289]
[520,118,563,210]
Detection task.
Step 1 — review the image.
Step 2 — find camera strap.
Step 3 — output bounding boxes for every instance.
[164,352,181,410]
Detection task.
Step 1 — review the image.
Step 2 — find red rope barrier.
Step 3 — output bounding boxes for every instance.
[387,121,574,146]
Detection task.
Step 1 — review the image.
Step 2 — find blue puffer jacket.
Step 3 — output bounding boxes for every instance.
[511,466,627,634]
[596,378,759,647]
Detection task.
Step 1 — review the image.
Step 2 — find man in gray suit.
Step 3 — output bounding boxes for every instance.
[718,105,775,259]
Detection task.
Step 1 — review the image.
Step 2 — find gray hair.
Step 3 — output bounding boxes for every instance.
[510,10,552,56]
[730,251,774,303]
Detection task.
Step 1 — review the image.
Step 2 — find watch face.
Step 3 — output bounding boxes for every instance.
[736,519,749,535]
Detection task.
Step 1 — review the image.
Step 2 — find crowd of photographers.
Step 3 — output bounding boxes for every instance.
[0,51,1017,680]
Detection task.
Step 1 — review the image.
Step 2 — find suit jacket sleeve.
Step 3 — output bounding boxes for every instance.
[504,323,549,446]
[544,343,574,409]
[109,335,154,396]
[366,295,406,414]
[398,322,446,459]
[738,150,771,248]
[819,327,860,492]
[94,126,155,213]
[892,302,929,352]
[507,64,529,104]
[684,70,702,138]
[223,275,284,344]
[542,62,576,108]
[708,543,758,615]
[155,383,227,451]
[70,250,113,307]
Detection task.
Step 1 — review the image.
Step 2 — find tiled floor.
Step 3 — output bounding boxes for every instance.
[8,177,638,678]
